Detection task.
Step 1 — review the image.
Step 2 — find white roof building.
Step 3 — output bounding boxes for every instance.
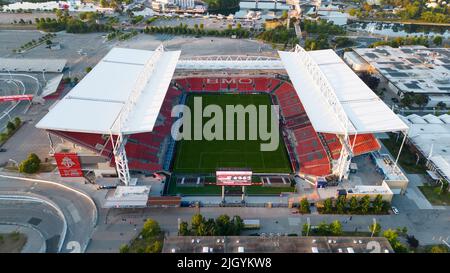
[400,113,450,181]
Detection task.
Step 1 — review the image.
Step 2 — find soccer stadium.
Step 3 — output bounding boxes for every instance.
[35,45,408,203]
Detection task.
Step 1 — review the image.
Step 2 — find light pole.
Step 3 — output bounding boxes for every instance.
[306,217,310,237]
[371,218,377,238]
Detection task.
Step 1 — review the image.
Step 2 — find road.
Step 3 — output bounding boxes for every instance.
[0,175,97,253]
[87,200,450,252]
[0,198,64,252]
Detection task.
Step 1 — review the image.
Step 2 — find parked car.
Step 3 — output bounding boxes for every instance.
[391,97,399,103]
[391,206,399,215]
[0,148,6,152]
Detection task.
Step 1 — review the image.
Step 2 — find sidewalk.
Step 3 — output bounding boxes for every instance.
[0,224,46,253]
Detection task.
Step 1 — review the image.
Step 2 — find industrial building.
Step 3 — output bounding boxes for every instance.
[399,113,450,184]
[344,46,450,107]
[162,236,394,253]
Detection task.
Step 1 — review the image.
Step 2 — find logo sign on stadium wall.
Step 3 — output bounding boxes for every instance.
[54,153,83,177]
[205,78,253,85]
[216,170,253,186]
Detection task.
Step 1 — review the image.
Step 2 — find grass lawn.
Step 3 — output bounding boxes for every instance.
[380,134,427,174]
[172,93,292,174]
[418,185,450,206]
[0,232,27,253]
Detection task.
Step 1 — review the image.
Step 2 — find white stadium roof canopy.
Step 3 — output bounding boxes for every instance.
[279,47,408,134]
[37,45,406,137]
[36,47,181,135]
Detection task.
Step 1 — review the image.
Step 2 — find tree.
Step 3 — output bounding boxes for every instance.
[329,220,343,236]
[414,94,429,107]
[316,221,330,236]
[401,93,414,107]
[215,214,231,235]
[6,121,16,133]
[359,195,371,214]
[178,221,190,236]
[348,196,359,213]
[231,215,244,235]
[18,153,41,174]
[85,66,92,73]
[302,223,310,236]
[406,235,419,249]
[323,198,333,214]
[141,218,161,239]
[433,35,443,46]
[436,101,447,110]
[359,72,380,90]
[145,240,163,253]
[383,229,408,253]
[299,197,310,214]
[119,244,129,253]
[191,213,205,234]
[336,196,346,214]
[373,194,384,214]
[430,245,449,253]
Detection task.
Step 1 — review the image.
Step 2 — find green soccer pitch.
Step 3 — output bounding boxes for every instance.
[172,93,292,174]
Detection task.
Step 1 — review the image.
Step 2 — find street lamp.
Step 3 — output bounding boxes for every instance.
[306,217,310,237]
[371,218,377,238]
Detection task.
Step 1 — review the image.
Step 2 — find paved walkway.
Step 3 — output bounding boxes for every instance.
[0,224,46,253]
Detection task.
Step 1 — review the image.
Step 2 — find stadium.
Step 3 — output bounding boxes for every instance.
[36,44,408,203]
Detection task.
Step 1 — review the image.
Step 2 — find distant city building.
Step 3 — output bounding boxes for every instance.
[151,0,197,11]
[344,46,450,107]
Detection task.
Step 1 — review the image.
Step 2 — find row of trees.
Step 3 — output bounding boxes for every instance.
[349,1,450,24]
[179,214,244,236]
[12,33,55,53]
[36,14,112,33]
[400,93,429,107]
[304,34,330,51]
[301,19,346,35]
[144,24,251,38]
[319,195,390,215]
[257,26,299,45]
[302,220,343,236]
[370,36,430,48]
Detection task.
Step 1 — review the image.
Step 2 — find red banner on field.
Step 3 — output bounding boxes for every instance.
[0,95,33,103]
[54,153,83,177]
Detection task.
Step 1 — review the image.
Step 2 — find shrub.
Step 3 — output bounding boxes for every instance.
[141,218,161,239]
[18,153,41,174]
